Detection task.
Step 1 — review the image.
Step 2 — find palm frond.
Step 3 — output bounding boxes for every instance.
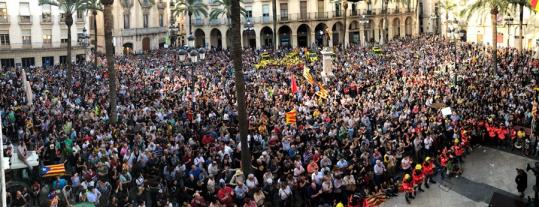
[39,0,60,7]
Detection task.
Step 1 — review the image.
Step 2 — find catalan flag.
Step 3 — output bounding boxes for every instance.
[316,83,329,99]
[531,0,539,12]
[285,109,297,124]
[303,66,315,85]
[40,164,66,178]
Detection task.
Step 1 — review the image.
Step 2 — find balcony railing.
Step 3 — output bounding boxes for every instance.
[41,15,53,24]
[0,16,9,24]
[157,2,166,9]
[261,16,272,24]
[333,11,342,18]
[0,42,86,50]
[121,27,167,36]
[19,15,32,24]
[314,12,329,20]
[193,19,204,26]
[279,15,290,22]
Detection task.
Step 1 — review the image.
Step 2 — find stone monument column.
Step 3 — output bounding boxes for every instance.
[320,47,335,84]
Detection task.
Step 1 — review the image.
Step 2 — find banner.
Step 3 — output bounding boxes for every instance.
[285,109,297,124]
[41,164,66,177]
[531,0,539,12]
[291,75,298,94]
[303,66,315,85]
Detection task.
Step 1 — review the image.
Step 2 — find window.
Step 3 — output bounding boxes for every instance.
[143,14,148,28]
[245,7,252,22]
[0,33,9,45]
[43,29,52,45]
[300,1,307,19]
[22,29,31,45]
[61,29,68,44]
[317,0,324,14]
[124,14,130,29]
[159,14,163,27]
[351,3,357,16]
[0,2,7,22]
[20,2,31,23]
[90,15,95,29]
[21,58,35,68]
[335,3,341,17]
[77,10,84,20]
[262,4,269,23]
[280,3,288,20]
[42,4,52,22]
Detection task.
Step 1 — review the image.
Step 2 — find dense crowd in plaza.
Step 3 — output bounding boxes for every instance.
[1,35,538,207]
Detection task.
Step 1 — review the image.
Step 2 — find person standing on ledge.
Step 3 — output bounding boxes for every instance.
[516,168,528,198]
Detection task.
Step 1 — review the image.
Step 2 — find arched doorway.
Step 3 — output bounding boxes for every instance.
[297,24,311,48]
[226,29,232,49]
[123,42,133,55]
[260,27,273,49]
[142,37,150,51]
[405,17,413,36]
[348,20,360,45]
[210,28,222,49]
[332,21,344,46]
[194,29,205,48]
[392,18,401,39]
[278,25,292,48]
[242,29,256,49]
[378,19,385,43]
[315,23,328,47]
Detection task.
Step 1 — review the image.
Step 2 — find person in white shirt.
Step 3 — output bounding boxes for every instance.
[278,183,292,206]
[245,174,259,192]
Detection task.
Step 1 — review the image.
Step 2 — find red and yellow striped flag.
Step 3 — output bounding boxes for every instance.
[316,83,329,99]
[41,164,66,177]
[303,66,315,85]
[285,109,297,124]
[532,0,539,11]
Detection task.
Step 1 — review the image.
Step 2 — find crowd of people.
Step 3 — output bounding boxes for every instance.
[1,35,538,207]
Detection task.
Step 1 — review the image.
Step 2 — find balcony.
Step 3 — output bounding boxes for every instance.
[41,15,53,25]
[333,11,343,18]
[261,16,272,24]
[157,2,166,9]
[19,15,32,25]
[0,16,9,25]
[314,12,329,20]
[121,27,167,36]
[279,15,290,22]
[350,9,359,17]
[0,42,86,51]
[193,19,205,26]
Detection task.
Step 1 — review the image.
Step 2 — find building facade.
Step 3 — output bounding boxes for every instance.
[0,0,89,68]
[91,0,172,55]
[435,0,539,51]
[188,0,418,50]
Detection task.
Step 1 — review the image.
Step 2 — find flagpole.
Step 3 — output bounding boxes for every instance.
[0,114,6,207]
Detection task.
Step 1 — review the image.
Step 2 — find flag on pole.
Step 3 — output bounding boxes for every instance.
[40,164,66,177]
[291,75,298,94]
[531,0,539,11]
[316,83,329,99]
[285,109,297,124]
[303,66,315,85]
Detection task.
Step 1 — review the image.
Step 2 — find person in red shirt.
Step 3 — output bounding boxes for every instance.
[452,139,464,164]
[422,157,436,188]
[401,174,415,204]
[217,184,235,207]
[439,152,449,180]
[412,164,425,194]
[497,125,508,148]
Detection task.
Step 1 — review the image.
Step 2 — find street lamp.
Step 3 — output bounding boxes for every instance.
[187,34,195,48]
[80,27,90,91]
[169,24,178,48]
[505,17,514,48]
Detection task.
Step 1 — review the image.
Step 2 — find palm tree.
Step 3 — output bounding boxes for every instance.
[507,0,532,51]
[272,0,276,50]
[173,0,208,36]
[39,0,86,86]
[462,0,511,73]
[439,0,456,38]
[100,0,117,125]
[230,0,251,175]
[81,0,103,71]
[208,0,247,22]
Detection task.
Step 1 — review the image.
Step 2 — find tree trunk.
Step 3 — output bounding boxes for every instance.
[491,8,498,73]
[383,0,388,44]
[231,0,251,175]
[272,0,277,50]
[517,3,523,51]
[445,10,449,38]
[103,0,118,125]
[93,10,98,71]
[189,12,192,35]
[65,14,73,87]
[343,1,347,49]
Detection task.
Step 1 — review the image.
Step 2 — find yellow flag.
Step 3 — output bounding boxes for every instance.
[303,66,315,85]
[316,83,328,99]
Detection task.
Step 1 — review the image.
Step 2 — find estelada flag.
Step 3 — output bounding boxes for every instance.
[41,164,66,177]
[316,83,329,99]
[285,109,297,124]
[303,66,315,85]
[291,75,298,94]
[531,0,539,11]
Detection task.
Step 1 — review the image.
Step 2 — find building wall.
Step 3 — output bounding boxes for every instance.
[187,0,419,49]
[91,0,172,55]
[0,0,89,67]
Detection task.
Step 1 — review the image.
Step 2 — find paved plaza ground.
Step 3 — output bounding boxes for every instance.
[382,146,538,207]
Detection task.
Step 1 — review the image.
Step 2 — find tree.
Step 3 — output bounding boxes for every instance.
[81,0,102,71]
[173,0,208,36]
[507,0,532,51]
[208,0,247,22]
[462,0,511,73]
[272,0,276,50]
[100,0,117,125]
[230,0,251,175]
[439,0,456,38]
[39,0,86,86]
